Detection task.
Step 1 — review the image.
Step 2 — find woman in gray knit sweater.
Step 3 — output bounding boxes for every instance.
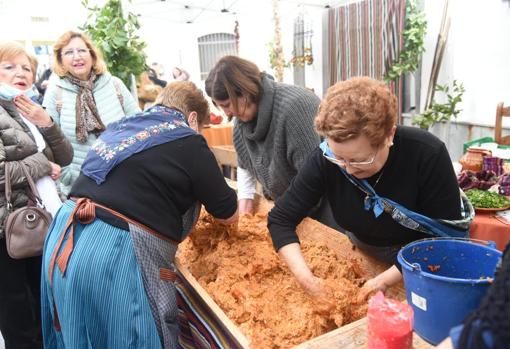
[205,56,321,214]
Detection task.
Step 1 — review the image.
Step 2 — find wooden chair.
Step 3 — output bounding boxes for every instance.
[495,102,510,145]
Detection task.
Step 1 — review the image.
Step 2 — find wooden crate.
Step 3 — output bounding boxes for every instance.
[175,199,433,349]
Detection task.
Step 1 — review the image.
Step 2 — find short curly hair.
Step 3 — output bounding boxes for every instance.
[315,77,397,147]
[155,81,210,126]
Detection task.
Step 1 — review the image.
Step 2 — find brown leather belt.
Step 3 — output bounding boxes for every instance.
[48,197,178,288]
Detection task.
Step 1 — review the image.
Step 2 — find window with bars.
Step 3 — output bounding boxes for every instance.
[197,33,238,80]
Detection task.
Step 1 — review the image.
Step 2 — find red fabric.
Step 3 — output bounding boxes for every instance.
[469,212,510,251]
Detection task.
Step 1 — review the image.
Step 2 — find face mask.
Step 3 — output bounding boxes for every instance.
[0,83,37,101]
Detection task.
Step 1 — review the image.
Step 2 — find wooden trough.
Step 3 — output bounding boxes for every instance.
[175,195,433,348]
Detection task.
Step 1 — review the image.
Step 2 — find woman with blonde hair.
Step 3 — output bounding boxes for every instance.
[268,76,473,302]
[0,41,73,349]
[43,31,140,194]
[41,81,237,348]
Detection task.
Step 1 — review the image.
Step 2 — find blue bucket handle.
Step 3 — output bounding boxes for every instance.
[411,262,422,272]
[399,237,499,271]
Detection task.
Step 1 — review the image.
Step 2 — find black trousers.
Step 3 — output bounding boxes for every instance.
[0,239,43,349]
[308,195,343,232]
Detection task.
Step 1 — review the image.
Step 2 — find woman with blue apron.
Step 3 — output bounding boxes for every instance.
[41,81,238,348]
[267,77,473,301]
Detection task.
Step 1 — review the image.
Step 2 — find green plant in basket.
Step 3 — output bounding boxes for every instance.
[466,189,510,209]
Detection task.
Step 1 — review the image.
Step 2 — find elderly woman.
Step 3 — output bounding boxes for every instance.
[43,31,140,194]
[41,81,238,348]
[0,41,73,348]
[205,56,321,215]
[268,77,472,300]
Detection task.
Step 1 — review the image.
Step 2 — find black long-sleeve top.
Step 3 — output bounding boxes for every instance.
[268,126,461,250]
[71,135,237,241]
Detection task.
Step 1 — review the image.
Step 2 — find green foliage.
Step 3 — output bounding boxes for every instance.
[412,80,465,130]
[80,0,147,87]
[384,0,427,82]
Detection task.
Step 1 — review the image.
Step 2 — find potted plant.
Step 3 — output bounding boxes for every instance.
[81,0,147,90]
[412,80,465,130]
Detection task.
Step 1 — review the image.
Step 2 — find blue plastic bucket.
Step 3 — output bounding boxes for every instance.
[397,238,502,345]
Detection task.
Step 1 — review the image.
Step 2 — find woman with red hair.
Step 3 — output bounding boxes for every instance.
[268,76,473,301]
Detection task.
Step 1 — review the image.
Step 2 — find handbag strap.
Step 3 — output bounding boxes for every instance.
[4,162,44,208]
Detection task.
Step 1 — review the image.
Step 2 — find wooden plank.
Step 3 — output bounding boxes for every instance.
[211,145,237,167]
[293,317,433,349]
[425,0,450,109]
[175,259,251,349]
[202,124,233,147]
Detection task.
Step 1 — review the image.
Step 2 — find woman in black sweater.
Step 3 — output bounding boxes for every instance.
[268,77,472,300]
[41,81,238,349]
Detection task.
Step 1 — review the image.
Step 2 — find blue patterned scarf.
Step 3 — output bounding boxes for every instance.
[320,140,474,238]
[82,105,196,184]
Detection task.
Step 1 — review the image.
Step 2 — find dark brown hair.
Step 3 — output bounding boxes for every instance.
[205,56,262,113]
[315,76,397,147]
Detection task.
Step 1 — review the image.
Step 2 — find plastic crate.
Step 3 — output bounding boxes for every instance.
[463,137,495,153]
[463,137,510,153]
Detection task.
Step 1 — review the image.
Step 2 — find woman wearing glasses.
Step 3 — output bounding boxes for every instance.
[268,77,472,300]
[43,31,140,195]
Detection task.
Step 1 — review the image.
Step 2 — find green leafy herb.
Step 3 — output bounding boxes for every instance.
[466,189,510,209]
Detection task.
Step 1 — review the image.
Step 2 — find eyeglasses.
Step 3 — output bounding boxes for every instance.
[320,140,378,168]
[61,48,90,58]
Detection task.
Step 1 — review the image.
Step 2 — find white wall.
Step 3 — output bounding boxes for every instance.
[2,0,509,121]
[135,0,325,96]
[421,0,510,127]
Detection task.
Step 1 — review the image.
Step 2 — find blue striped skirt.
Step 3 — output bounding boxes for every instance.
[41,200,164,349]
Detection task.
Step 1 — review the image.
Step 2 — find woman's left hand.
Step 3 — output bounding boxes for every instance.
[356,265,403,303]
[14,95,53,127]
[356,277,385,303]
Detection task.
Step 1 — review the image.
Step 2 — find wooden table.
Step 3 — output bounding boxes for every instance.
[210,145,237,167]
[202,124,233,147]
[470,211,510,251]
[294,316,433,349]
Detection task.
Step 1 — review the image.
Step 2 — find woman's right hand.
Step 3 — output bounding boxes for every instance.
[14,95,53,127]
[278,243,335,308]
[299,275,336,314]
[49,161,62,180]
[238,198,254,215]
[300,275,332,298]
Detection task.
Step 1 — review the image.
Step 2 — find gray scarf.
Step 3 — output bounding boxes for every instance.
[66,71,106,143]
